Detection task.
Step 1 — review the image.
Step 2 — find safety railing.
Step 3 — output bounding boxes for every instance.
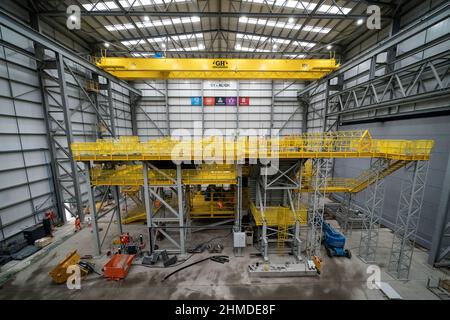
[72,131,434,161]
[250,202,307,226]
[89,164,238,186]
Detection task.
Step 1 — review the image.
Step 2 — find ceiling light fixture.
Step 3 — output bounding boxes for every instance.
[356,18,364,25]
[288,17,294,24]
[104,42,110,48]
[144,16,150,21]
[326,44,332,50]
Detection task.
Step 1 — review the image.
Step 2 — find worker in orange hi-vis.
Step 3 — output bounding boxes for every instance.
[75,215,82,232]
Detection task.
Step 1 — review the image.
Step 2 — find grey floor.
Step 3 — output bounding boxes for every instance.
[0,214,448,300]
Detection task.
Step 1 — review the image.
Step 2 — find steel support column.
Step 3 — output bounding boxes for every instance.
[112,186,123,235]
[106,79,117,137]
[358,158,389,263]
[306,158,331,257]
[165,80,170,136]
[388,161,429,279]
[85,162,101,255]
[340,192,353,235]
[143,162,154,254]
[53,53,84,220]
[234,164,243,232]
[176,164,186,255]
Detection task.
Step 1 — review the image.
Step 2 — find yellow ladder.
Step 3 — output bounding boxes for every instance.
[277,209,289,254]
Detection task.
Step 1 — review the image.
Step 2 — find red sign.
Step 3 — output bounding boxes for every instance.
[239,97,250,106]
[203,97,215,106]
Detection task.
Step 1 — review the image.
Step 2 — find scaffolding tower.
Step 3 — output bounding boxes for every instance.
[388,161,429,279]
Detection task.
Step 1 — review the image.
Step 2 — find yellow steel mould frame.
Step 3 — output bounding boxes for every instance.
[72,130,434,162]
[90,164,238,186]
[250,202,307,227]
[95,57,340,80]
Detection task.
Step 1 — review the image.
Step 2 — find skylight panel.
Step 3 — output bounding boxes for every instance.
[130,43,205,56]
[284,54,307,59]
[235,44,271,52]
[82,0,189,11]
[171,44,206,51]
[239,17,331,34]
[293,41,315,48]
[235,33,316,48]
[121,33,203,47]
[105,16,200,31]
[241,1,352,15]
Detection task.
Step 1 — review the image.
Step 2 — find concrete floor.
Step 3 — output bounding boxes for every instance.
[0,214,448,300]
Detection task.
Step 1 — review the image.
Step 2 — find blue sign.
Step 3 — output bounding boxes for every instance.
[191,96,202,106]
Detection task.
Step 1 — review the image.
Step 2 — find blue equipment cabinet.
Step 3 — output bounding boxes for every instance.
[322,222,352,259]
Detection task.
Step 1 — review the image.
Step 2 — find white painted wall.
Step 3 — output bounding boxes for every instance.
[135,80,305,140]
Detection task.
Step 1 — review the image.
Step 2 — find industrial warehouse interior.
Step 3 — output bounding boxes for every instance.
[0,0,449,305]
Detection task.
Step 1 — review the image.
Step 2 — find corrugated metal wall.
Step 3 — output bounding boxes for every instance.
[318,1,450,249]
[0,26,55,239]
[304,0,449,132]
[135,80,304,140]
[0,3,134,240]
[334,117,450,249]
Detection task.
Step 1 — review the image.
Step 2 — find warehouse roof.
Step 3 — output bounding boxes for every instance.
[35,0,397,59]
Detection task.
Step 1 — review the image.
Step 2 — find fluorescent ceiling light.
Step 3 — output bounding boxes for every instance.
[235,33,315,48]
[105,16,201,31]
[241,0,352,15]
[82,0,189,11]
[284,54,307,59]
[121,33,203,46]
[239,17,331,34]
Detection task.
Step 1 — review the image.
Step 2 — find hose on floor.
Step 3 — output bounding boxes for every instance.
[161,255,229,282]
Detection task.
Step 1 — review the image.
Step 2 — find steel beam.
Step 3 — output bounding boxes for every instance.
[298,2,450,97]
[38,10,391,20]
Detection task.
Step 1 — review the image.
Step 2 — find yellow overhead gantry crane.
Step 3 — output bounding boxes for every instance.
[95,56,340,80]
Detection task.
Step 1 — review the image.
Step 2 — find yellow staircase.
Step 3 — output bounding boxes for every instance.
[350,160,410,193]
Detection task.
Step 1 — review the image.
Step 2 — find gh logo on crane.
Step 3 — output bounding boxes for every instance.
[212,60,229,69]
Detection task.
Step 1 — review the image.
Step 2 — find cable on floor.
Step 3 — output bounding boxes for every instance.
[161,255,229,282]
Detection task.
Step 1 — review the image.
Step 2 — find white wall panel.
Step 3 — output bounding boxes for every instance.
[136,80,304,140]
